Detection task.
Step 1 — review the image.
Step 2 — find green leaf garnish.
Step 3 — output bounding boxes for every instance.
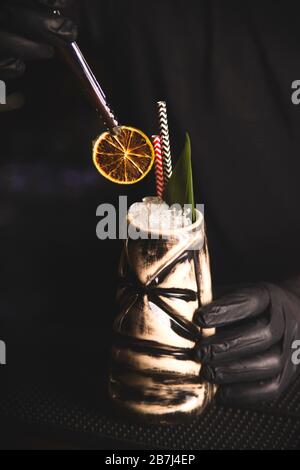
[163,133,196,222]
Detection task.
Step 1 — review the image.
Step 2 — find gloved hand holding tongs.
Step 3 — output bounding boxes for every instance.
[0,0,77,79]
[0,0,118,130]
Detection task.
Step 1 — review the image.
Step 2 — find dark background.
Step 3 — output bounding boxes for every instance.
[1,0,300,449]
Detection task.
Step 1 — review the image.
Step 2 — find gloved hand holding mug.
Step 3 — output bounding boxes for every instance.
[0,0,77,79]
[194,283,300,404]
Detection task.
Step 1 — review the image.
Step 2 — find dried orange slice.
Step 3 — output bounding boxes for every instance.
[93,126,154,184]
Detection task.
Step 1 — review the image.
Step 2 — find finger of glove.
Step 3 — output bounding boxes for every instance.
[201,347,283,384]
[194,315,284,365]
[218,317,300,405]
[3,5,77,47]
[0,31,54,60]
[0,57,25,79]
[194,285,270,328]
[218,375,284,405]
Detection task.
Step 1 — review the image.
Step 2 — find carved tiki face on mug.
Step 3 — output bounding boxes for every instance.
[109,209,216,422]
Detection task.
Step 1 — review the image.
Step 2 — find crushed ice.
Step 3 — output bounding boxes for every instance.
[128,197,193,231]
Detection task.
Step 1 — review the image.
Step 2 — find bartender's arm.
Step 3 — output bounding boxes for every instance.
[194,280,300,404]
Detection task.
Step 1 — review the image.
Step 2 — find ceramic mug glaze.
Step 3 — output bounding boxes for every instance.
[109,209,216,422]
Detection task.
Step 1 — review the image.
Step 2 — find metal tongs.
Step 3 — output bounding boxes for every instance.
[54,10,119,134]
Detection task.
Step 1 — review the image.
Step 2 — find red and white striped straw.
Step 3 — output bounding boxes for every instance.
[152,135,164,198]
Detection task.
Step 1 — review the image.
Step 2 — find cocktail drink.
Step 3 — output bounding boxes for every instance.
[109,199,216,422]
[47,15,214,423]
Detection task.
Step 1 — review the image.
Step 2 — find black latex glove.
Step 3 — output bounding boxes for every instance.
[194,283,300,405]
[0,0,77,79]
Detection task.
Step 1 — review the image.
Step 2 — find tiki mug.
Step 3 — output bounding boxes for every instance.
[109,209,216,422]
